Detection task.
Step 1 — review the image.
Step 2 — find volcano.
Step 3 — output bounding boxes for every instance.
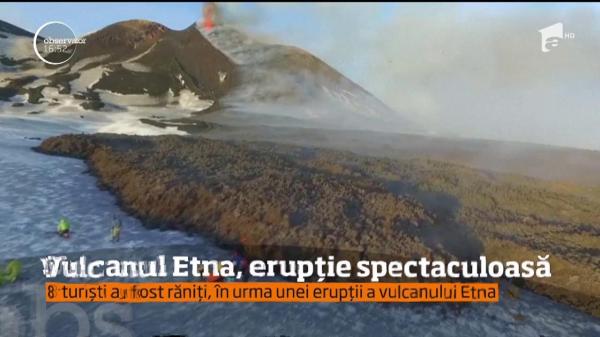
[0,19,417,132]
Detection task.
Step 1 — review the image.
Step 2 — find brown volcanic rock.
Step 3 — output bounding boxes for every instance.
[36,134,442,262]
[36,133,600,316]
[67,21,237,100]
[85,20,168,50]
[138,25,238,98]
[69,20,169,65]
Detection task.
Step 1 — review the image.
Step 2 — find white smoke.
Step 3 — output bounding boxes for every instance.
[214,3,600,150]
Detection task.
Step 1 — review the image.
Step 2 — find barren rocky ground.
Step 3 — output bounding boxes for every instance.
[37,133,600,317]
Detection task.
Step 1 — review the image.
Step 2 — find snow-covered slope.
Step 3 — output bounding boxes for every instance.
[1,19,419,135]
[0,115,598,337]
[0,20,218,134]
[1,20,222,106]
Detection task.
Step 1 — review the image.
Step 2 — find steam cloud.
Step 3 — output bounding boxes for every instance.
[212,3,600,150]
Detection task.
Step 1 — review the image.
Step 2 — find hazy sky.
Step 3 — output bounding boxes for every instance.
[2,3,600,150]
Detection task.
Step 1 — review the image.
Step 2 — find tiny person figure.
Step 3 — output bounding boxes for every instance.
[57,217,71,239]
[111,215,122,242]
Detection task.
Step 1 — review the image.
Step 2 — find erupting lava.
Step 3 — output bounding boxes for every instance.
[202,2,217,31]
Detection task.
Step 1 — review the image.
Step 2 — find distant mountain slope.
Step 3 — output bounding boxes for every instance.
[0,19,235,111]
[57,20,237,104]
[203,26,417,132]
[2,19,600,185]
[0,20,38,68]
[185,122,600,185]
[0,20,35,37]
[0,19,416,133]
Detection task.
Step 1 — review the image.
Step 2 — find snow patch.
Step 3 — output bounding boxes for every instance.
[123,43,156,63]
[39,87,87,114]
[0,87,213,136]
[219,71,227,83]
[70,66,109,93]
[121,62,151,73]
[95,111,187,136]
[9,93,29,104]
[176,73,185,86]
[0,63,67,86]
[98,90,164,107]
[70,54,110,72]
[23,78,51,89]
[177,89,214,111]
[0,116,202,259]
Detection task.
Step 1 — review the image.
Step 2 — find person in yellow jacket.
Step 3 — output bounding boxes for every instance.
[57,217,71,238]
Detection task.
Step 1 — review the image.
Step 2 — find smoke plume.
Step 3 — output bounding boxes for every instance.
[209,3,600,150]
